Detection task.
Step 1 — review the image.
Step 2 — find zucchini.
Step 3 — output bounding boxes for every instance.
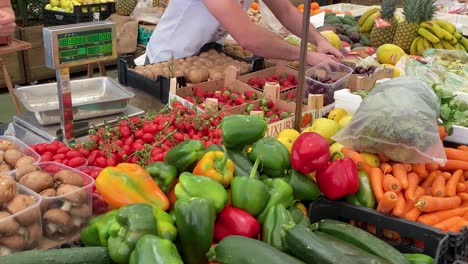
[403,253,434,264]
[313,219,409,264]
[207,235,305,264]
[285,225,388,264]
[0,247,111,264]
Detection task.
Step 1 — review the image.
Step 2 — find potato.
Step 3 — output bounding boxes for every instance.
[149,67,163,78]
[18,171,54,193]
[4,149,24,167]
[207,49,218,55]
[200,69,209,82]
[140,68,154,79]
[204,60,214,68]
[240,65,251,75]
[133,66,145,72]
[183,68,192,76]
[188,69,203,84]
[177,58,186,64]
[192,61,204,68]
[210,71,224,80]
[162,68,172,78]
[174,70,185,78]
[199,52,210,58]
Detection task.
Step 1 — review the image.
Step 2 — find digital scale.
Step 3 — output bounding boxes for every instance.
[13,21,144,144]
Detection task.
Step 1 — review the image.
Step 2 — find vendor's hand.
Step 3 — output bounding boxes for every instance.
[316,39,343,60]
[0,7,15,37]
[306,52,338,67]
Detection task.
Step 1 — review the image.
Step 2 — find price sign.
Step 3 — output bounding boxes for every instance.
[44,21,116,69]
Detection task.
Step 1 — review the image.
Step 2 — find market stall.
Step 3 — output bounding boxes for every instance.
[1,0,468,263]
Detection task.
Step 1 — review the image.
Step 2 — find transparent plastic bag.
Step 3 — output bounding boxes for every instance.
[332,77,447,165]
[422,49,468,92]
[258,0,290,38]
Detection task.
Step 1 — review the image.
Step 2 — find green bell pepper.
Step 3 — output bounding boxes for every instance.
[206,144,260,178]
[247,137,291,178]
[145,162,178,193]
[175,198,216,264]
[221,115,268,150]
[286,169,321,201]
[345,170,376,209]
[257,178,294,224]
[164,140,205,173]
[153,207,177,242]
[175,172,228,213]
[262,204,296,252]
[231,157,270,216]
[108,204,158,264]
[80,210,118,247]
[129,235,183,264]
[288,206,311,227]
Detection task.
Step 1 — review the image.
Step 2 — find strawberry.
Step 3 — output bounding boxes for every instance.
[287,74,296,83]
[205,91,215,98]
[261,97,269,107]
[253,84,261,89]
[265,110,275,117]
[194,87,204,97]
[266,77,273,82]
[257,78,266,86]
[234,96,246,105]
[267,100,275,109]
[270,117,280,123]
[184,96,195,103]
[248,78,256,86]
[244,91,255,100]
[226,100,234,106]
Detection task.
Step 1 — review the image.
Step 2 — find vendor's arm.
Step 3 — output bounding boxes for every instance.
[203,0,337,66]
[0,0,15,37]
[263,0,343,59]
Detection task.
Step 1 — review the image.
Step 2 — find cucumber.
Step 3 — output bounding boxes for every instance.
[313,219,409,264]
[403,253,434,264]
[207,235,305,264]
[0,247,111,264]
[285,225,388,264]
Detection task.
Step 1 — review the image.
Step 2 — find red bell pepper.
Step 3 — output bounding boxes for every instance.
[315,155,359,200]
[214,207,261,243]
[291,132,330,175]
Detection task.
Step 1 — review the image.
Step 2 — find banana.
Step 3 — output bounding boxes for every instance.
[358,8,380,27]
[360,11,380,33]
[418,28,440,43]
[460,37,468,51]
[420,21,453,41]
[432,20,456,35]
[450,36,458,45]
[454,32,462,41]
[416,37,425,55]
[421,38,432,51]
[441,40,456,50]
[432,42,443,49]
[410,38,419,55]
[456,43,466,51]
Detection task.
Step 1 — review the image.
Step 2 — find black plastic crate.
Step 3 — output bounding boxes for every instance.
[44,3,115,26]
[448,227,468,262]
[117,56,185,105]
[199,42,265,71]
[308,198,450,264]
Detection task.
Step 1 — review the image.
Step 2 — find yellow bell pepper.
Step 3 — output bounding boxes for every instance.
[192,150,235,187]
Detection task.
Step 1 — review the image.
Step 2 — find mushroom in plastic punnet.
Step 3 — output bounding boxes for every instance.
[56,184,87,211]
[54,170,84,188]
[25,223,41,249]
[15,156,36,169]
[70,204,92,227]
[0,140,16,151]
[15,164,40,182]
[3,149,24,168]
[0,234,26,255]
[6,194,39,226]
[0,176,16,203]
[0,211,20,236]
[18,171,54,193]
[43,208,72,236]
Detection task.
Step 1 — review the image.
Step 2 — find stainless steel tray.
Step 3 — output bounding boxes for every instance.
[14,77,135,125]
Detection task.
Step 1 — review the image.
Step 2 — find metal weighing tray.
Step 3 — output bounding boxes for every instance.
[14,77,135,125]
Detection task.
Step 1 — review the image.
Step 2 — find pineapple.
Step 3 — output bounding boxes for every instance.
[115,0,137,16]
[393,0,425,53]
[370,0,398,47]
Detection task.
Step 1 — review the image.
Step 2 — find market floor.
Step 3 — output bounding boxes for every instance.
[0,66,166,124]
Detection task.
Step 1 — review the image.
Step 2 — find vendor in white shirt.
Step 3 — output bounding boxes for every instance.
[143,0,343,66]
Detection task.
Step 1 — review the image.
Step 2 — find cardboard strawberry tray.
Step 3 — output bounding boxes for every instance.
[238,62,299,93]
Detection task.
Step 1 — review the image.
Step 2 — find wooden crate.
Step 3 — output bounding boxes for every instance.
[0,29,26,88]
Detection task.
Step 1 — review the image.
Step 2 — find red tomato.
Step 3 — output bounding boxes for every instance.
[152,152,165,162]
[87,150,99,165]
[68,157,87,168]
[119,125,131,138]
[143,124,157,134]
[65,150,83,159]
[134,130,144,139]
[62,159,69,166]
[77,147,90,157]
[95,157,107,168]
[80,168,92,175]
[52,153,65,160]
[98,150,106,158]
[56,146,70,154]
[132,142,144,151]
[122,145,132,153]
[44,144,58,153]
[142,133,154,143]
[41,152,54,162]
[106,157,117,167]
[115,139,124,147]
[124,136,134,146]
[34,144,47,155]
[128,155,139,164]
[172,132,184,142]
[44,165,61,174]
[90,170,101,178]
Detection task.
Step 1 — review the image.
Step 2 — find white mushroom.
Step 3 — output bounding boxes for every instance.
[43,209,72,236]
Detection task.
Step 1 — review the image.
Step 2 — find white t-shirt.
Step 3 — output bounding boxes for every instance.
[143,0,254,64]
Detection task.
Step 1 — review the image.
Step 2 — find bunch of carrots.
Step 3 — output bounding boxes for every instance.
[342,145,468,234]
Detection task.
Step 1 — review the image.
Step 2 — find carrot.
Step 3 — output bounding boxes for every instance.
[460,175,465,183]
[447,220,468,233]
[431,175,446,197]
[425,187,432,195]
[367,224,377,234]
[444,148,468,162]
[415,196,462,213]
[404,207,422,221]
[434,216,465,232]
[377,191,398,213]
[447,169,463,197]
[403,163,413,173]
[380,162,392,174]
[412,163,428,179]
[425,162,439,173]
[405,173,419,200]
[383,229,401,241]
[463,211,468,220]
[383,174,402,193]
[392,164,409,189]
[405,187,426,213]
[417,207,468,226]
[440,160,468,171]
[370,167,384,202]
[441,172,452,181]
[458,145,468,152]
[392,192,406,217]
[465,171,468,180]
[457,183,466,193]
[341,147,367,169]
[377,153,390,162]
[421,170,442,189]
[458,193,468,202]
[465,181,468,191]
[438,125,447,141]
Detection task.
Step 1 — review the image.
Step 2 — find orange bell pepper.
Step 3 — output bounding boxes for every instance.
[192,150,235,187]
[95,163,169,210]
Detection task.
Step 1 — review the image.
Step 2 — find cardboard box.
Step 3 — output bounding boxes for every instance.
[347,67,394,91]
[237,62,299,93]
[168,66,263,112]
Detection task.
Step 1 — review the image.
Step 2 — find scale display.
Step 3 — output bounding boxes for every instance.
[57,28,113,64]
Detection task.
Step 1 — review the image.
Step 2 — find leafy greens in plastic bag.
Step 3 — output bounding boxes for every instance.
[332,78,447,165]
